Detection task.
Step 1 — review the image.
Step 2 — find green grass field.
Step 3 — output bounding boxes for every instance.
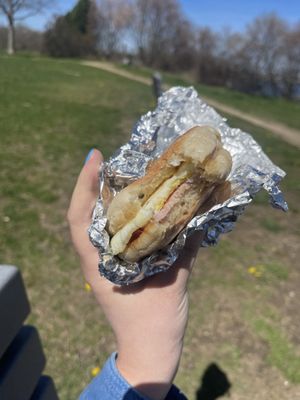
[1,55,300,399]
[119,63,300,131]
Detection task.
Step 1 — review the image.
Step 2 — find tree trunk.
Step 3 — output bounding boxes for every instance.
[7,17,15,55]
[283,81,294,100]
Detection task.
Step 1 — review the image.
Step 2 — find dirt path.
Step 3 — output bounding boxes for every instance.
[82,60,152,85]
[82,60,300,148]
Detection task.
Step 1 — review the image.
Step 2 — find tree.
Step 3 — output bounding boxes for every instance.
[95,0,132,58]
[170,18,196,72]
[131,0,185,68]
[44,0,98,57]
[66,0,91,34]
[196,27,219,84]
[244,14,287,95]
[281,25,300,99]
[44,16,84,57]
[215,28,259,92]
[0,0,50,54]
[15,24,43,52]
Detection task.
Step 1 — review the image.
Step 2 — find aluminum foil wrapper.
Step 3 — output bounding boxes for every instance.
[89,86,288,285]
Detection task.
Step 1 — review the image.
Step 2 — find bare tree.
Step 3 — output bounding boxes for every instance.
[131,0,184,68]
[170,18,196,71]
[215,28,256,91]
[0,0,50,54]
[281,25,300,99]
[95,0,132,57]
[130,0,149,63]
[244,13,287,94]
[196,27,219,84]
[15,24,43,51]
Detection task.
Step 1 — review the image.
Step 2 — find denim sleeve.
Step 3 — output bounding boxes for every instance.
[79,352,188,400]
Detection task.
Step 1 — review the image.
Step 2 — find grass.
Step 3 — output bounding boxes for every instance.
[1,54,300,400]
[260,217,284,233]
[119,63,300,131]
[254,319,300,383]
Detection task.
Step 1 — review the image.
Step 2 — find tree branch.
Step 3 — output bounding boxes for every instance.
[12,0,26,11]
[0,1,9,15]
[0,0,50,17]
[14,9,44,21]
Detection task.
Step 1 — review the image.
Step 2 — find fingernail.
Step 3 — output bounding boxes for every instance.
[84,149,94,165]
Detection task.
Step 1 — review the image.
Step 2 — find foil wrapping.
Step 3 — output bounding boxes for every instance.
[89,87,288,285]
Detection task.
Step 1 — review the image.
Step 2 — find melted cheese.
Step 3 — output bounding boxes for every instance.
[110,163,193,255]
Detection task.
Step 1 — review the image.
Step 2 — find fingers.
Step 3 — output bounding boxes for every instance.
[178,231,203,268]
[140,231,202,294]
[169,231,203,288]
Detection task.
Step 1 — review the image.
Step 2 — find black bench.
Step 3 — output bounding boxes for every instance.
[0,265,59,400]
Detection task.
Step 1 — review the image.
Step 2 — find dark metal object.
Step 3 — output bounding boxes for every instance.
[0,265,30,359]
[152,72,163,99]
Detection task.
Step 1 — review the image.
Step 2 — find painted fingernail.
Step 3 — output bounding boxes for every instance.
[84,149,94,165]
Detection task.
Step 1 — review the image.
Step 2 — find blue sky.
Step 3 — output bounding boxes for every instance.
[182,0,300,30]
[1,0,299,32]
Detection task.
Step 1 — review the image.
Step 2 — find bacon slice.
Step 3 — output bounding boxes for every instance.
[154,181,192,222]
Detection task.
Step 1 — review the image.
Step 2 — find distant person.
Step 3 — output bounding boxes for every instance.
[152,72,163,100]
[68,148,203,399]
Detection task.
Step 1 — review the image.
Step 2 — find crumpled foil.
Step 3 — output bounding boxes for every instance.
[89,86,288,285]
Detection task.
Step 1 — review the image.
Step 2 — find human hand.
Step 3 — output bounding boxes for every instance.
[68,149,201,400]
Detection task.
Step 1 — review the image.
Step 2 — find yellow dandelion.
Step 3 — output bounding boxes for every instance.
[85,282,92,292]
[248,266,257,275]
[248,265,264,278]
[91,366,100,377]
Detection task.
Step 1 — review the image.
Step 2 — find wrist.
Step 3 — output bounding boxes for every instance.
[116,344,183,400]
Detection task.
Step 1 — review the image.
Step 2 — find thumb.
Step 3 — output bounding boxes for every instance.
[68,149,103,226]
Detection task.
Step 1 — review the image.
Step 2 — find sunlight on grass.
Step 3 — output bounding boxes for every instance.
[254,320,300,384]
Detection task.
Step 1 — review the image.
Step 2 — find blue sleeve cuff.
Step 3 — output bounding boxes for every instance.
[79,352,187,400]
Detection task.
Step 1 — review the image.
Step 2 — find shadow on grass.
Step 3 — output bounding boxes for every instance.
[121,363,230,399]
[196,363,231,400]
